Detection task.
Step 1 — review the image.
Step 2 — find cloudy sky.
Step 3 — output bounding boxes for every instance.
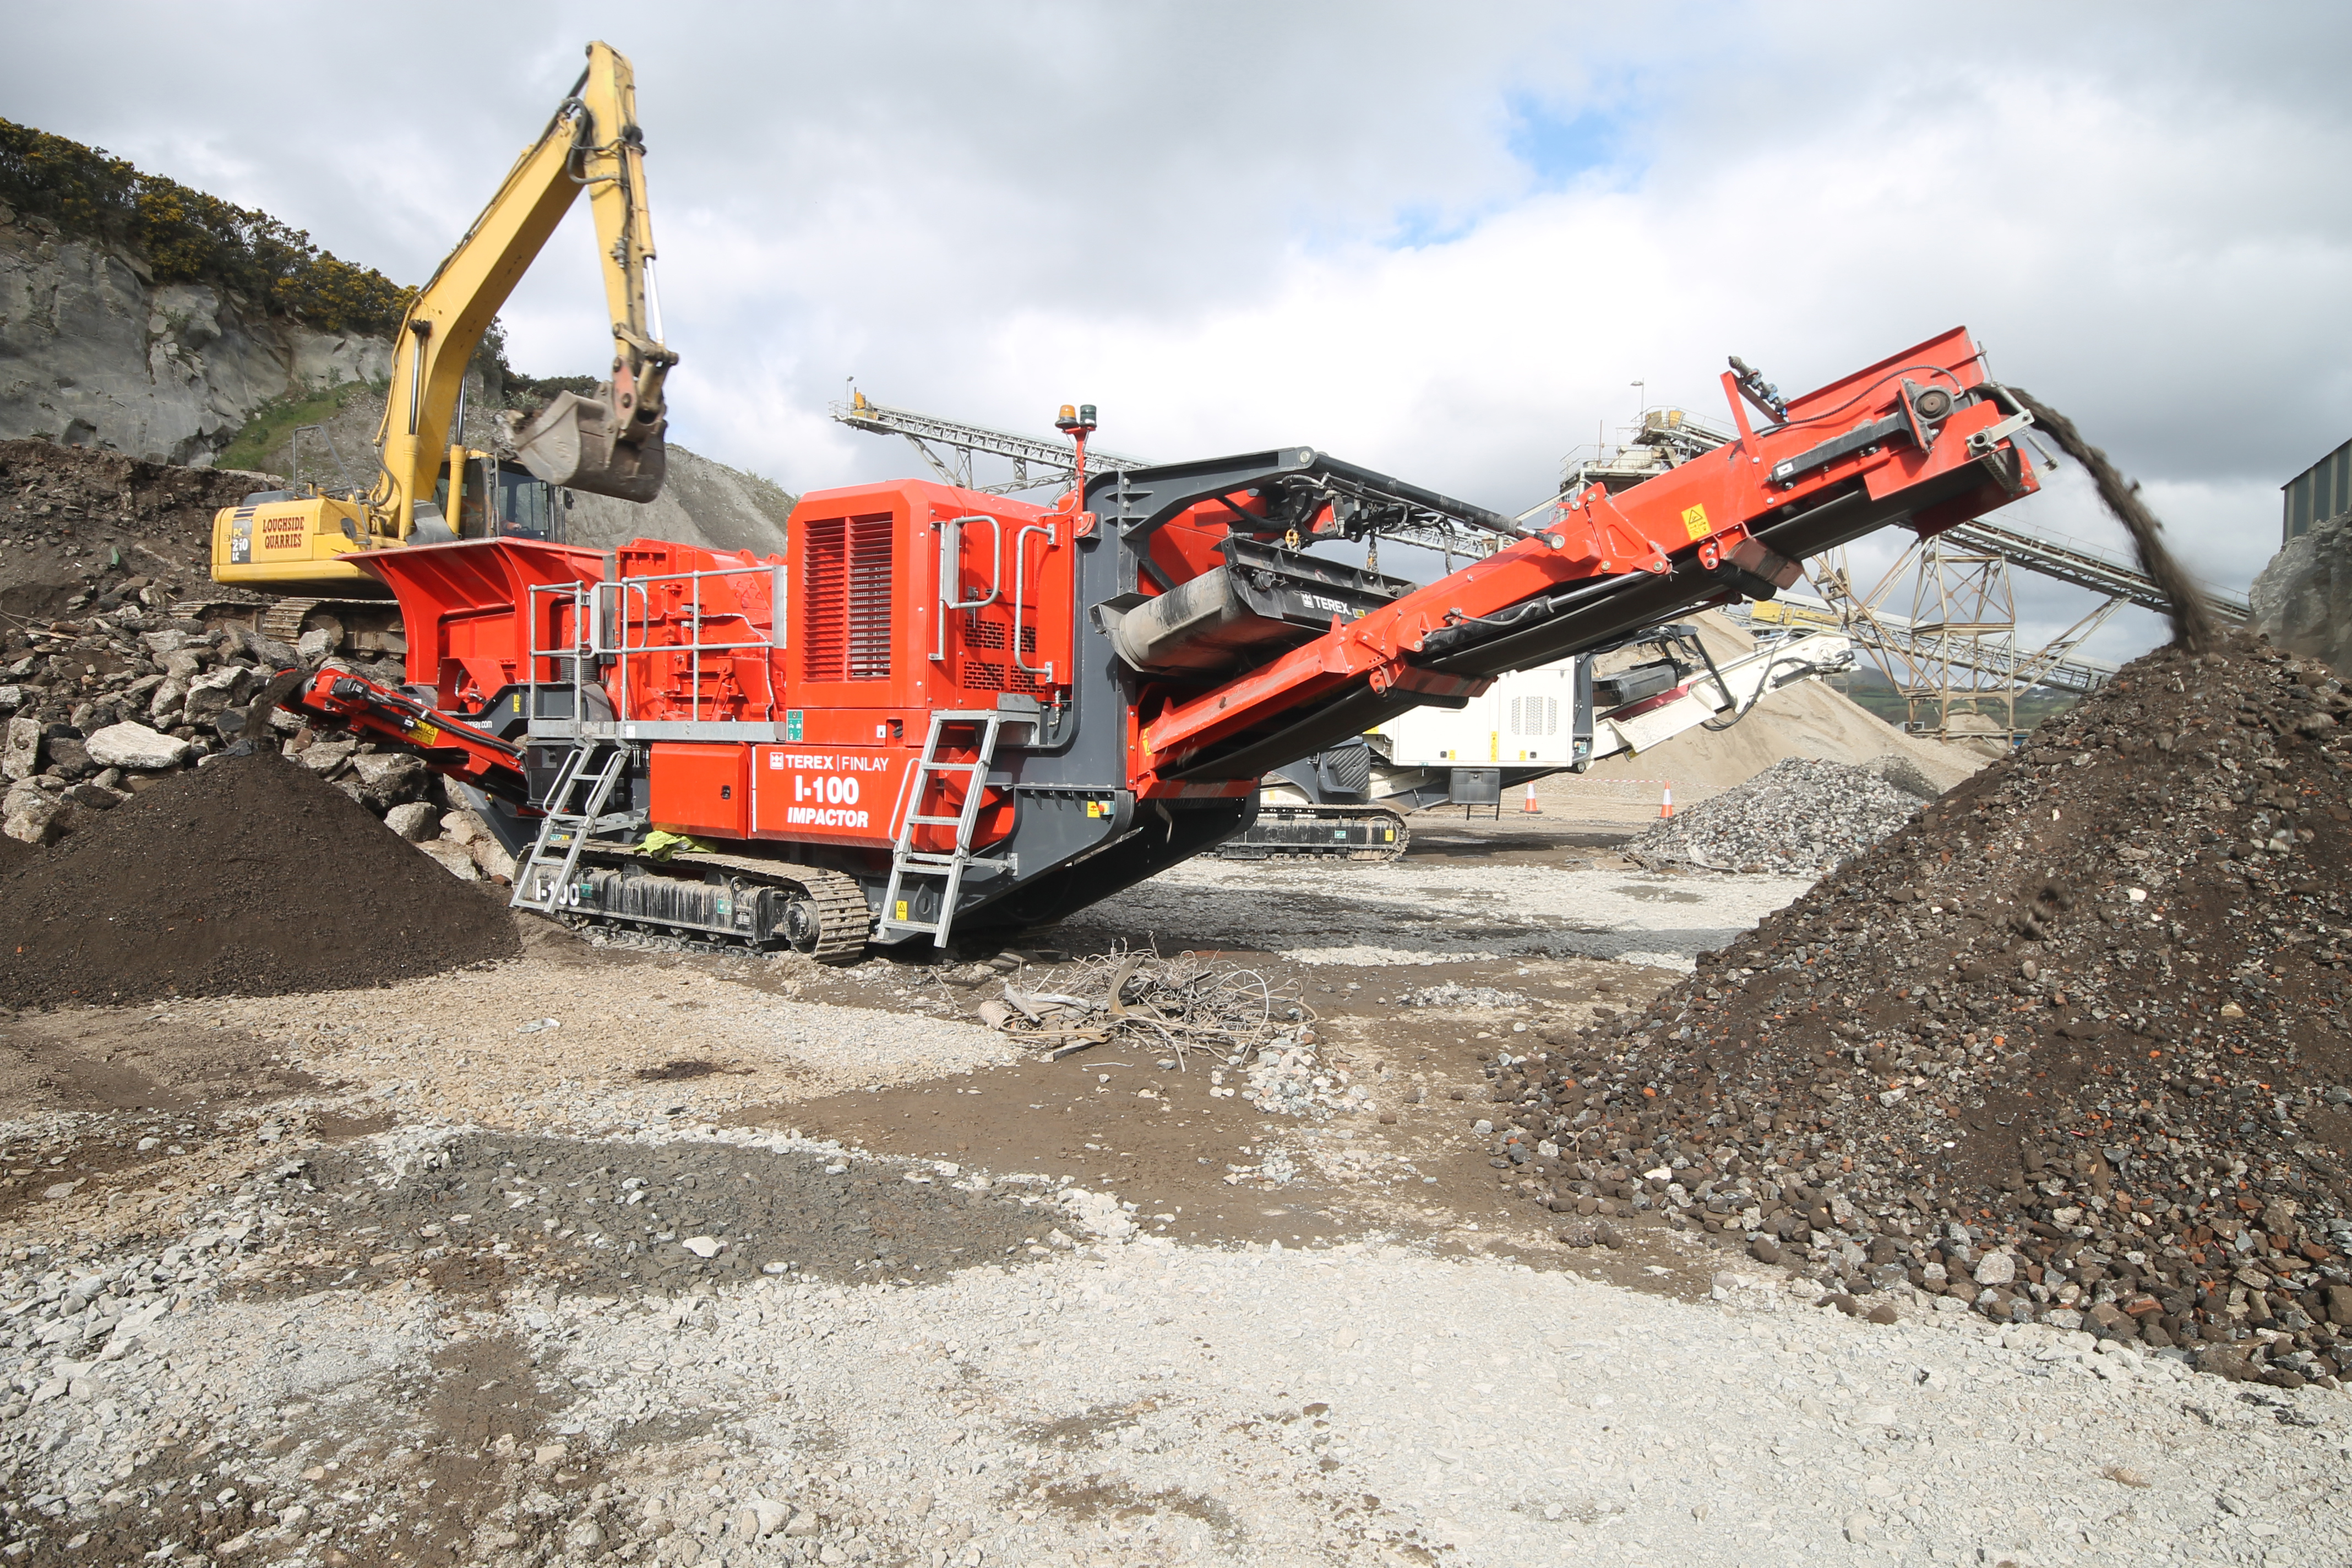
[11,3,2347,666]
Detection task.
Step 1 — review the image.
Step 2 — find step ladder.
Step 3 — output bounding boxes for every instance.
[876,712,1014,947]
[510,742,632,914]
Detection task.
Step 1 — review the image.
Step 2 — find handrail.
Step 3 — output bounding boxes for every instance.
[525,561,784,729]
[935,513,1003,663]
[1010,521,1058,685]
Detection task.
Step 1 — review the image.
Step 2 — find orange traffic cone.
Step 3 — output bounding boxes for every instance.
[1521,779,1541,814]
[1659,781,1674,819]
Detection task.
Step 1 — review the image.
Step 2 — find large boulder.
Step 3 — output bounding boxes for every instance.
[2,780,69,844]
[85,721,191,771]
[182,665,255,726]
[2253,514,2352,674]
[383,801,440,841]
[349,750,427,809]
[2,715,39,781]
[147,676,189,726]
[416,838,483,880]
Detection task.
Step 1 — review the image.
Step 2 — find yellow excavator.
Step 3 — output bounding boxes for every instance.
[210,40,676,605]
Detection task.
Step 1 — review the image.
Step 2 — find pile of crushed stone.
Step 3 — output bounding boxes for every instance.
[1497,633,2352,1387]
[1624,755,1925,874]
[0,750,518,1006]
[1223,1028,1375,1119]
[1402,982,1527,1010]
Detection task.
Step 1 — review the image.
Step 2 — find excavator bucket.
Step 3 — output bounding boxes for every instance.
[513,388,667,503]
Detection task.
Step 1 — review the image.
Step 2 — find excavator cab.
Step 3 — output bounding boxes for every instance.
[432,453,568,542]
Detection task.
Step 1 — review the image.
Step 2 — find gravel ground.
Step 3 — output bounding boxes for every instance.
[1079,857,1814,973]
[4,1220,2346,1568]
[188,942,1017,1137]
[6,805,2347,1566]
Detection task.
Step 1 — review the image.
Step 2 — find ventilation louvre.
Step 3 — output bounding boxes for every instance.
[802,513,894,682]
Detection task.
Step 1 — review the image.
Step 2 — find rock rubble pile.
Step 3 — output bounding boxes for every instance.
[0,438,250,623]
[0,442,514,885]
[1500,633,2352,1389]
[1228,1030,1376,1119]
[1624,755,1924,874]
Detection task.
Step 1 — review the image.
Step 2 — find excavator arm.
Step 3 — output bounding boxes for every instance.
[385,37,676,531]
[211,40,674,596]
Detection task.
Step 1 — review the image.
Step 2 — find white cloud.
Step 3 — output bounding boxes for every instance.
[8,2,2349,667]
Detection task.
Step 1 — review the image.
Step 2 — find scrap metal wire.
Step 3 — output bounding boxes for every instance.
[980,941,1315,1063]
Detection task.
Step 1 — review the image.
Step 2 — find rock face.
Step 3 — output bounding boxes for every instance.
[2252,514,2352,676]
[0,210,392,466]
[546,443,797,557]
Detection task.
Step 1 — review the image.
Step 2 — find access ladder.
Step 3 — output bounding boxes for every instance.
[510,742,633,915]
[876,712,1015,947]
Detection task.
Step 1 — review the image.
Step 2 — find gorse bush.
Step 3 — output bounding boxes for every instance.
[0,117,413,335]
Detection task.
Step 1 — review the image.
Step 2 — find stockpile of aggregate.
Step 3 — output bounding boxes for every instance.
[1494,633,2352,1387]
[1622,755,1925,874]
[0,749,518,1006]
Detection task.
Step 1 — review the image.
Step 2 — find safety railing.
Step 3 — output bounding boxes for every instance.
[524,561,787,735]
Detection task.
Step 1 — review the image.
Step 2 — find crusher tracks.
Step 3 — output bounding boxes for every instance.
[1216,804,1411,863]
[553,847,874,962]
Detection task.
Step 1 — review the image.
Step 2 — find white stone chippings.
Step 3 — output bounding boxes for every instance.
[7,1234,2344,1567]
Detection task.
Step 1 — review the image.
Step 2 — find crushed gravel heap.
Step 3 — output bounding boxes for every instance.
[1230,1028,1374,1119]
[0,750,519,1006]
[1402,983,1527,1010]
[1499,633,2352,1387]
[1624,755,1924,874]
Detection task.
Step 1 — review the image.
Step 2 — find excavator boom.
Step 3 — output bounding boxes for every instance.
[210,40,676,597]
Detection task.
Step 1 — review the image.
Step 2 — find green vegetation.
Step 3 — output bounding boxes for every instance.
[0,117,412,335]
[217,378,382,474]
[501,368,600,410]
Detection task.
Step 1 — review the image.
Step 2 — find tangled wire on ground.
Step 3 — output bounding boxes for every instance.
[976,941,1314,1064]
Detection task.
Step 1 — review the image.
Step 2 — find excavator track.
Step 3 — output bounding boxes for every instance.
[261,597,324,645]
[546,846,874,962]
[1217,804,1411,863]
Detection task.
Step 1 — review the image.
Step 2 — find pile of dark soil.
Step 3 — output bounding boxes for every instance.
[276,1131,1046,1296]
[0,438,256,621]
[0,749,516,1005]
[1500,631,2352,1386]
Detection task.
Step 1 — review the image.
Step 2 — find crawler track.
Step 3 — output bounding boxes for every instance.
[548,848,874,962]
[1215,804,1411,863]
